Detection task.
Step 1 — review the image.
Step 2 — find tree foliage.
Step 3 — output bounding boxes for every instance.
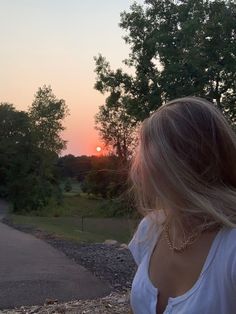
[57,154,92,181]
[0,103,32,198]
[81,155,128,199]
[94,55,138,161]
[0,86,68,212]
[93,0,236,215]
[94,0,236,133]
[95,99,137,162]
[29,85,69,153]
[58,154,128,199]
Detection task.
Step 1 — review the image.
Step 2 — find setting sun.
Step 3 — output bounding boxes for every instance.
[96,146,102,152]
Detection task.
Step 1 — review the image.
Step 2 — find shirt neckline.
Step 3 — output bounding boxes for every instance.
[144,224,226,304]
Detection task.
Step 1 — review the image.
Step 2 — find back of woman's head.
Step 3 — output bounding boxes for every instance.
[131,97,236,230]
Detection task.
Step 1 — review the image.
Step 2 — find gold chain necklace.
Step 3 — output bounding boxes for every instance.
[163,220,202,253]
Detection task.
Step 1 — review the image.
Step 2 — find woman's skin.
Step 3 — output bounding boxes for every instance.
[130,207,221,314]
[149,218,220,314]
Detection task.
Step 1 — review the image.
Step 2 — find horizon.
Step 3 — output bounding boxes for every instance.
[0,0,144,156]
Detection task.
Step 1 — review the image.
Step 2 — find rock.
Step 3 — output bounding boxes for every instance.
[53,305,66,313]
[29,306,41,313]
[1,290,131,313]
[103,239,118,245]
[44,298,58,305]
[117,297,127,304]
[120,243,128,249]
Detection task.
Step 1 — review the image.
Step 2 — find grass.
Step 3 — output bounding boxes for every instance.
[9,180,139,244]
[62,180,82,197]
[22,181,127,218]
[11,215,138,244]
[28,194,134,220]
[26,194,117,218]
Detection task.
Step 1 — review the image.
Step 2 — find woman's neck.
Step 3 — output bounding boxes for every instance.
[163,211,221,244]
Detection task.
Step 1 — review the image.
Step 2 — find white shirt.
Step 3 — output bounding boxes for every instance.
[128,214,236,314]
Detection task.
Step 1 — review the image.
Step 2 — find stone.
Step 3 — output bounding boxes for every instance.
[120,243,128,249]
[29,306,41,313]
[103,239,118,245]
[2,290,131,314]
[117,297,127,304]
[53,305,66,313]
[44,298,58,305]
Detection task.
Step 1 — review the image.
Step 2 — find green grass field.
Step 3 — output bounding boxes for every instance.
[11,215,137,244]
[9,180,139,244]
[32,194,108,218]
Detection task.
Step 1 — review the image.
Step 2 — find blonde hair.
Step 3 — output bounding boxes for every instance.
[130,97,236,233]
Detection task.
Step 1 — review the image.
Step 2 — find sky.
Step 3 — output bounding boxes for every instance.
[0,0,144,156]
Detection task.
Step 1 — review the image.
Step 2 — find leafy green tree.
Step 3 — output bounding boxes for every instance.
[81,155,128,198]
[57,154,78,178]
[57,154,92,181]
[75,156,93,181]
[95,0,236,127]
[64,178,72,192]
[93,0,236,216]
[0,86,68,212]
[94,55,138,161]
[95,100,137,162]
[0,103,32,198]
[29,85,69,153]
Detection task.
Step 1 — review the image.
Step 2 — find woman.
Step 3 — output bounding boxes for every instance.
[128,97,236,314]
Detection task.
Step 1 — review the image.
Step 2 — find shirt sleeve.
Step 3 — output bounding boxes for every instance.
[224,228,236,292]
[230,243,236,291]
[128,216,152,266]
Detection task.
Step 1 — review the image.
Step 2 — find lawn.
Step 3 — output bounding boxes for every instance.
[26,194,119,218]
[9,181,140,244]
[47,195,108,217]
[11,215,138,244]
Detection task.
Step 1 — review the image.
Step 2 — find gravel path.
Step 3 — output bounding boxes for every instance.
[46,238,136,291]
[2,218,137,293]
[2,291,132,313]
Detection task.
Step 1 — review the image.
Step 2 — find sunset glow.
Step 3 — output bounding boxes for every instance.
[0,0,144,156]
[96,146,102,152]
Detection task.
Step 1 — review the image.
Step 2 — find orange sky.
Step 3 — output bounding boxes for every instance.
[0,0,143,156]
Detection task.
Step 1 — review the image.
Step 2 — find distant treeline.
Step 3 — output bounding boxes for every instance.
[58,154,129,199]
[0,85,131,216]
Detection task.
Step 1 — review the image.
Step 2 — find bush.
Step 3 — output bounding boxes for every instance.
[64,179,72,192]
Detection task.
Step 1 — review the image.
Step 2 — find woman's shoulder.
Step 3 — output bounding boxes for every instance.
[218,227,236,289]
[128,211,163,266]
[222,226,236,248]
[132,214,154,239]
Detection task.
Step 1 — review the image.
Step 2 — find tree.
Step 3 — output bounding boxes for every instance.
[29,85,69,154]
[95,0,236,129]
[23,85,69,211]
[57,154,80,178]
[94,55,138,161]
[0,86,68,212]
[57,154,92,181]
[0,103,32,198]
[81,155,128,198]
[93,0,236,217]
[95,98,137,162]
[64,178,72,192]
[121,0,236,122]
